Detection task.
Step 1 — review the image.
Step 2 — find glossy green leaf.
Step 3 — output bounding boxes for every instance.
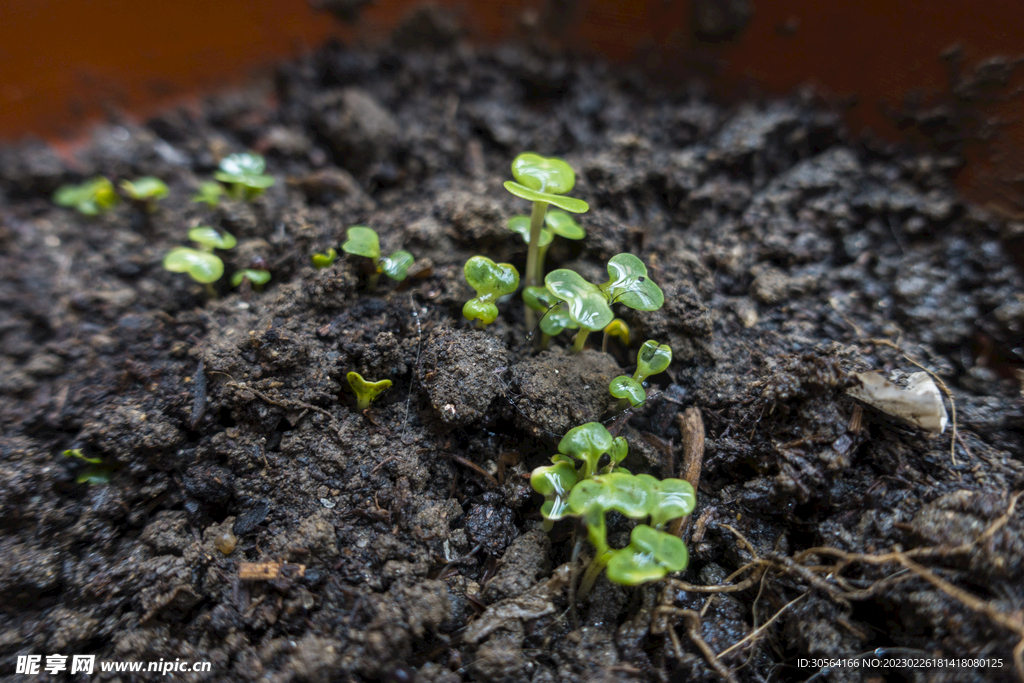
[311,248,337,269]
[231,269,271,287]
[347,371,392,411]
[120,177,168,201]
[545,210,585,240]
[545,269,614,332]
[163,248,224,284]
[62,449,103,465]
[557,422,628,479]
[568,472,654,519]
[646,477,696,529]
[76,467,112,485]
[341,226,381,260]
[463,256,519,326]
[635,340,672,382]
[503,181,590,213]
[381,250,414,281]
[511,153,577,195]
[609,376,646,407]
[605,525,689,585]
[508,215,553,248]
[530,461,578,524]
[599,254,664,312]
[188,226,237,251]
[215,153,275,190]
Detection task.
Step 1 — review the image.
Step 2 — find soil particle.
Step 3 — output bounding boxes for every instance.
[314,87,400,175]
[507,349,619,439]
[288,634,343,683]
[465,491,518,557]
[421,326,512,427]
[483,529,551,602]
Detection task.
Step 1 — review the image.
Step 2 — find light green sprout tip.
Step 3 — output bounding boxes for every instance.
[347,371,393,411]
[462,256,520,328]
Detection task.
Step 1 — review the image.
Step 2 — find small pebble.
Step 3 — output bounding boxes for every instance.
[215,531,238,555]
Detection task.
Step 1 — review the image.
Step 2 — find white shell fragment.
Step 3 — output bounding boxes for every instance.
[847,371,948,434]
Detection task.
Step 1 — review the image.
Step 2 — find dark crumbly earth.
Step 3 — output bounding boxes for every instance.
[2,22,1024,683]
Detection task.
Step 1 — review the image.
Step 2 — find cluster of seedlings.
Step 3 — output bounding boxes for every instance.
[55,148,692,595]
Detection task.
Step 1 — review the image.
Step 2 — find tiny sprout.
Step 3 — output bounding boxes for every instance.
[61,449,113,485]
[546,253,664,353]
[163,226,237,295]
[522,286,577,348]
[62,448,103,465]
[609,340,672,409]
[508,209,585,288]
[53,176,119,216]
[341,226,414,290]
[120,177,168,211]
[192,181,225,207]
[463,256,520,328]
[215,152,275,201]
[602,318,630,353]
[311,248,338,269]
[347,371,392,411]
[504,153,589,327]
[231,269,271,290]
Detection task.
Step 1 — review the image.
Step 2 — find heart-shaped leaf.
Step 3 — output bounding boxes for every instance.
[522,287,578,336]
[557,422,628,479]
[508,216,554,248]
[342,226,381,260]
[120,177,169,201]
[218,152,266,177]
[511,153,577,194]
[600,254,664,311]
[605,525,689,585]
[463,256,519,326]
[645,477,696,529]
[231,269,271,287]
[609,376,646,407]
[568,472,654,519]
[635,340,672,382]
[347,371,393,410]
[381,250,414,281]
[530,461,578,525]
[188,226,237,251]
[545,269,614,332]
[545,210,585,240]
[163,247,224,284]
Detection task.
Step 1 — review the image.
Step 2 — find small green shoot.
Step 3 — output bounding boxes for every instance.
[609,340,672,409]
[312,248,338,269]
[53,177,119,216]
[341,226,414,290]
[546,253,664,353]
[463,256,520,328]
[163,226,237,296]
[347,371,392,411]
[192,181,225,207]
[508,209,585,287]
[214,152,275,201]
[120,177,168,211]
[504,153,589,327]
[231,269,271,290]
[602,318,630,353]
[62,448,113,485]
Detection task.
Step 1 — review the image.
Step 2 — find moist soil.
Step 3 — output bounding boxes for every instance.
[2,19,1024,683]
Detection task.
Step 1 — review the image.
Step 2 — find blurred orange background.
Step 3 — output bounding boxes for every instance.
[1,0,1022,212]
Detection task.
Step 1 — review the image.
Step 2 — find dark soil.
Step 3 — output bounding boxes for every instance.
[2,17,1024,683]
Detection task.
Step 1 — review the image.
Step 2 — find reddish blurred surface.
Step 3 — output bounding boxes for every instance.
[1,0,1022,211]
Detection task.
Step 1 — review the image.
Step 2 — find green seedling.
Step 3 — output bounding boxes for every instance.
[62,449,113,485]
[192,181,225,207]
[504,153,589,327]
[568,472,695,595]
[602,318,630,353]
[555,421,628,481]
[120,176,168,211]
[311,248,338,269]
[214,152,275,201]
[609,340,672,409]
[545,253,664,353]
[231,269,271,290]
[341,226,414,290]
[529,461,577,530]
[163,226,237,296]
[53,177,119,216]
[508,209,585,288]
[522,286,578,348]
[347,371,392,411]
[463,256,520,328]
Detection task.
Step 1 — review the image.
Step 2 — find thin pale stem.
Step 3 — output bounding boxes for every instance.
[572,328,591,354]
[523,200,549,330]
[577,551,611,599]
